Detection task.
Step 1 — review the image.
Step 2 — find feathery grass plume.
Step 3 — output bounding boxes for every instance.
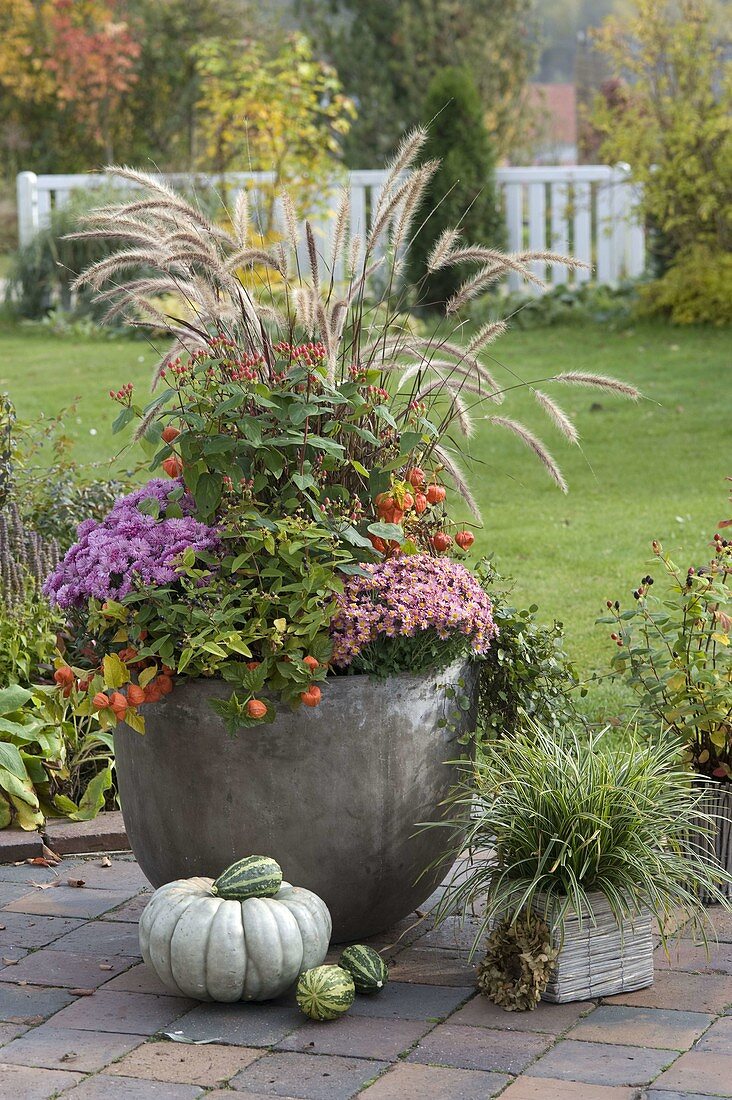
[280,190,300,257]
[433,444,482,520]
[330,188,350,271]
[233,188,250,247]
[467,320,508,356]
[391,160,440,253]
[534,391,579,444]
[490,417,568,493]
[427,228,462,273]
[555,372,641,399]
[347,233,362,277]
[305,221,320,290]
[447,257,546,313]
[375,126,428,213]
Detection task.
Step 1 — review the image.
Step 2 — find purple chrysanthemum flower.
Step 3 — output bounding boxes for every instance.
[329,554,497,667]
[44,479,220,609]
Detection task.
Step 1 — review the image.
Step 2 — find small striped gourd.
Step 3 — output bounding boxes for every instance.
[211,855,282,900]
[339,944,389,994]
[296,965,355,1021]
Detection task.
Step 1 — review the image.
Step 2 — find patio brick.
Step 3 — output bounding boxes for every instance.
[103,961,186,997]
[46,989,194,1035]
[0,829,43,863]
[694,1014,732,1051]
[386,948,477,986]
[604,971,732,1013]
[646,1093,729,1100]
[449,994,592,1033]
[687,906,732,943]
[3,885,133,919]
[0,912,84,948]
[524,1038,676,1086]
[0,1061,84,1098]
[651,1051,732,1096]
[229,1051,389,1099]
[277,1015,430,1060]
[658,940,732,974]
[59,859,150,893]
[0,861,61,884]
[406,1022,552,1073]
[0,882,38,906]
[567,1005,713,1049]
[43,809,128,855]
[0,981,75,1024]
[0,1022,27,1046]
[0,1025,146,1072]
[168,1002,304,1047]
[101,893,153,923]
[500,1079,640,1099]
[411,916,484,952]
[62,1075,204,1098]
[51,918,142,956]
[0,945,27,964]
[347,982,472,1021]
[358,1062,510,1099]
[0,948,137,988]
[107,1041,263,1085]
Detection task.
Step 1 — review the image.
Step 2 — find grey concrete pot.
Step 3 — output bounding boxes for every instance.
[114,660,476,941]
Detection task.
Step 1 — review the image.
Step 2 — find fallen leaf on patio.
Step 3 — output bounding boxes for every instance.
[99,964,114,971]
[29,878,60,890]
[1,957,18,965]
[161,1032,224,1044]
[41,844,62,862]
[0,924,6,930]
[27,857,55,867]
[69,988,95,997]
[67,879,86,888]
[60,1052,80,1061]
[99,856,112,868]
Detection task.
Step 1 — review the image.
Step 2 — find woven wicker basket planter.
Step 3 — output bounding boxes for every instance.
[690,778,732,903]
[537,892,654,1004]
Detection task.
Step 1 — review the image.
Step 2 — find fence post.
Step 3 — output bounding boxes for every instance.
[16,172,39,248]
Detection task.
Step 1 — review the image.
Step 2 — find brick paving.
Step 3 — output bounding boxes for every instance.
[0,854,729,1099]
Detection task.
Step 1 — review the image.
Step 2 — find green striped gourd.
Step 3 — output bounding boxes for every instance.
[296,965,355,1021]
[211,855,282,901]
[339,944,389,994]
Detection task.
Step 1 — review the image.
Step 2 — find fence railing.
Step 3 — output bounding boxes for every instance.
[16,164,645,292]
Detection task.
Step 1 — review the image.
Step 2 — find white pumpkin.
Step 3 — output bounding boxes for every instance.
[139,877,332,1002]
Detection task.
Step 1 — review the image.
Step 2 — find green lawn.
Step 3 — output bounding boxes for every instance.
[1,318,729,707]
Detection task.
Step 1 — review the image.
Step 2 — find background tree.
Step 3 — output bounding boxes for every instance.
[592,0,730,265]
[194,34,355,222]
[295,0,537,166]
[408,68,504,310]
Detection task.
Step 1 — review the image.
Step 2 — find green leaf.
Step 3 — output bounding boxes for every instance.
[195,472,222,519]
[103,654,129,690]
[0,790,12,828]
[367,522,404,541]
[0,685,32,716]
[69,766,113,821]
[111,406,135,435]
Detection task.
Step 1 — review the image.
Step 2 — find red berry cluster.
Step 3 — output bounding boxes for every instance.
[109,382,134,403]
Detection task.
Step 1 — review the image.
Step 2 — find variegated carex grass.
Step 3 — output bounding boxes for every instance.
[66,127,640,508]
[429,722,732,954]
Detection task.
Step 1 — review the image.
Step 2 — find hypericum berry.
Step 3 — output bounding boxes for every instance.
[455,530,475,551]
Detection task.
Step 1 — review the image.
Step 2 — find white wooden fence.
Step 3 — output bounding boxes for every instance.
[17,164,645,292]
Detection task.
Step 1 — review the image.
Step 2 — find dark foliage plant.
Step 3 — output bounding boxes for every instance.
[408,67,504,310]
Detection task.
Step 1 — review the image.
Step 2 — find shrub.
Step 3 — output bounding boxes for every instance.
[408,67,504,309]
[637,246,732,326]
[599,517,732,782]
[474,561,580,743]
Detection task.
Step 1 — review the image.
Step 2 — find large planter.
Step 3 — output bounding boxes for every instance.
[690,777,732,903]
[115,661,475,941]
[538,893,653,1003]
